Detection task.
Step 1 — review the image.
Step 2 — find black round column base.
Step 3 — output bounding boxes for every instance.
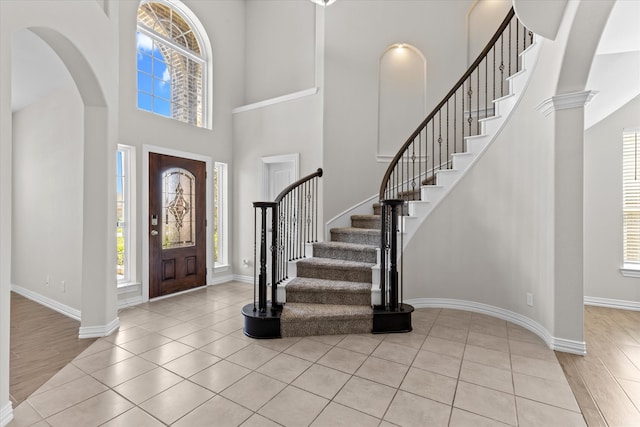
[242,303,281,339]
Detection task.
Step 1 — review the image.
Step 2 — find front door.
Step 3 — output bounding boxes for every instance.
[149,153,206,298]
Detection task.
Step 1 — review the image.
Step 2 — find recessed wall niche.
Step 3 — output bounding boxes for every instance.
[378,43,427,160]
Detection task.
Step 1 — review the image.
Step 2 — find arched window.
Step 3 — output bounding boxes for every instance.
[137,0,208,127]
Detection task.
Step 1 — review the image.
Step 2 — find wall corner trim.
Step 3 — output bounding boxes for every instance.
[0,401,13,427]
[536,90,598,117]
[78,317,120,339]
[11,284,81,321]
[406,297,586,355]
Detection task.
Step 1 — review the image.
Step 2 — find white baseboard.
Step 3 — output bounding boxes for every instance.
[78,317,120,339]
[211,273,234,285]
[118,295,143,309]
[406,297,586,355]
[0,401,13,427]
[584,296,640,311]
[233,274,253,284]
[11,284,81,321]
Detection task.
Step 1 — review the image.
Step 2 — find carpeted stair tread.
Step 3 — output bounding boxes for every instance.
[313,241,377,263]
[280,303,373,336]
[286,277,371,306]
[296,257,374,283]
[351,214,381,230]
[330,227,380,246]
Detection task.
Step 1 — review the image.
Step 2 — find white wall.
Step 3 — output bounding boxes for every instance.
[244,0,316,104]
[322,0,474,221]
[467,0,512,64]
[584,95,640,302]
[232,93,323,276]
[12,86,84,311]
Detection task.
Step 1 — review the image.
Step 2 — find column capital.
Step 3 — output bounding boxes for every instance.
[536,90,598,117]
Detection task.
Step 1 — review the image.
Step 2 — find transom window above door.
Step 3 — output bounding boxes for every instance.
[136,0,209,128]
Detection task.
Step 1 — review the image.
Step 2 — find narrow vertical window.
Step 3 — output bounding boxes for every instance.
[623,129,640,266]
[117,145,137,285]
[214,162,228,266]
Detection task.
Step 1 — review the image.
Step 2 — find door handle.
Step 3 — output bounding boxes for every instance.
[151,230,159,236]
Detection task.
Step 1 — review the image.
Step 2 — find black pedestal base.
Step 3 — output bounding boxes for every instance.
[372,303,414,333]
[242,303,282,339]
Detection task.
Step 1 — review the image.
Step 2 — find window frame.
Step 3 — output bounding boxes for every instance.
[136,0,209,128]
[622,128,640,277]
[214,162,228,268]
[117,144,138,287]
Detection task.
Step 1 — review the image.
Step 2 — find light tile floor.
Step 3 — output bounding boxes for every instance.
[9,282,586,426]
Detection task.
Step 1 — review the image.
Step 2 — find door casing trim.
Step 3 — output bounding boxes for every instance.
[142,145,213,303]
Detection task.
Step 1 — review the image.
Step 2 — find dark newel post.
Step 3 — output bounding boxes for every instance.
[271,203,278,307]
[380,204,387,308]
[253,202,275,313]
[382,199,404,311]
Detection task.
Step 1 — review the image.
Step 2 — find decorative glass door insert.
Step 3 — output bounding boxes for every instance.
[162,168,196,249]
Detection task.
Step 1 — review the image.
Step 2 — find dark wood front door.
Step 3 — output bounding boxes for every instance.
[149,153,206,298]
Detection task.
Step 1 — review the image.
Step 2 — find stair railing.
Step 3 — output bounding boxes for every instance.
[252,168,323,313]
[378,8,533,313]
[379,7,532,203]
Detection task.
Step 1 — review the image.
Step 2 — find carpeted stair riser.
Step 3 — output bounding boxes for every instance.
[330,228,380,246]
[286,277,371,306]
[296,258,373,283]
[351,215,381,229]
[280,303,372,337]
[313,241,377,263]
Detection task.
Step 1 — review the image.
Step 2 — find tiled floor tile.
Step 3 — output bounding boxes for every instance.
[508,339,556,361]
[103,326,151,346]
[449,408,511,426]
[516,397,586,427]
[189,359,251,393]
[311,402,380,427]
[210,317,244,335]
[507,325,546,345]
[30,363,86,396]
[467,331,509,353]
[157,322,202,340]
[118,333,173,355]
[513,372,580,411]
[226,343,279,370]
[139,341,194,365]
[27,375,108,418]
[400,366,457,405]
[7,402,43,427]
[460,359,513,394]
[384,389,450,426]
[173,395,252,427]
[429,324,469,343]
[412,349,462,378]
[45,390,133,427]
[91,355,157,388]
[463,344,511,370]
[240,413,282,427]
[101,407,165,427]
[454,381,517,426]
[421,335,465,358]
[307,334,346,346]
[383,332,427,349]
[258,386,329,427]
[162,349,221,378]
[333,376,396,418]
[336,334,381,355]
[72,346,135,374]
[139,380,214,425]
[221,372,286,411]
[257,352,312,383]
[200,335,251,359]
[511,354,568,383]
[292,364,351,399]
[317,346,368,374]
[372,341,418,366]
[176,328,225,348]
[253,336,301,352]
[112,367,182,404]
[284,338,333,362]
[355,356,408,388]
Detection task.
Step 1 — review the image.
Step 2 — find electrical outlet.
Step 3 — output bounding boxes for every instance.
[526,292,533,307]
[61,280,66,293]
